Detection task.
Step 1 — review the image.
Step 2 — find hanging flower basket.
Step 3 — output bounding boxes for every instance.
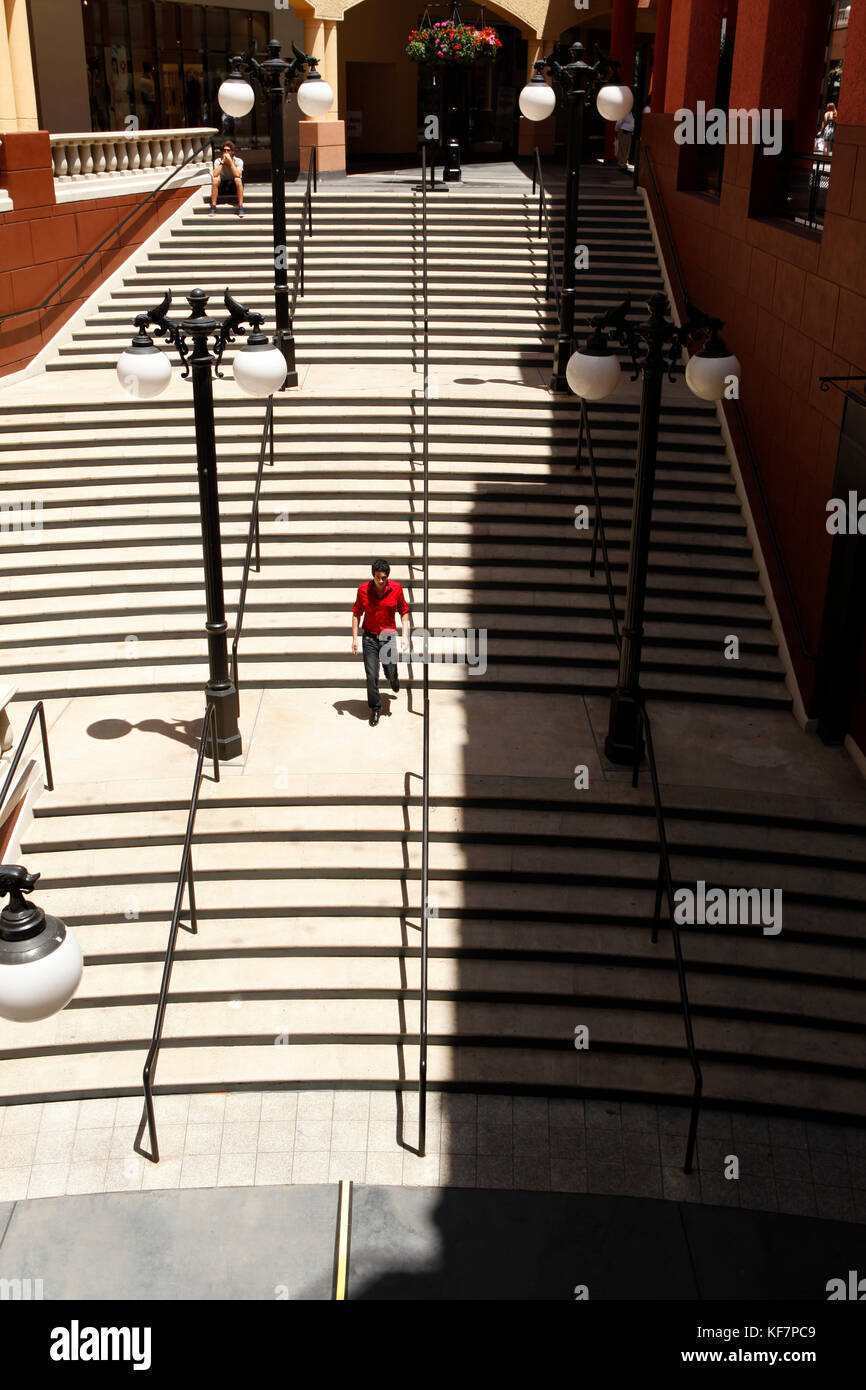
[406,22,502,67]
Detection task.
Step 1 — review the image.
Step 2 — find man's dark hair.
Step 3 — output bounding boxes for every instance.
[371,559,390,576]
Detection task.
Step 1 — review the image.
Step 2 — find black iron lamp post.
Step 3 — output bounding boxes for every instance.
[566,293,741,765]
[117,288,287,763]
[218,41,333,388]
[519,43,633,392]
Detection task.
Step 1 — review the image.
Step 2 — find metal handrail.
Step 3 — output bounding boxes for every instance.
[636,698,703,1173]
[289,146,317,326]
[531,147,561,315]
[417,144,432,1158]
[639,142,817,660]
[231,394,275,690]
[577,397,621,649]
[0,701,54,811]
[0,133,217,330]
[578,397,703,1173]
[136,702,219,1163]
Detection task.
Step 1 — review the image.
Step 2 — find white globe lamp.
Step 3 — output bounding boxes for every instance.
[596,83,634,123]
[519,74,556,122]
[297,74,334,119]
[685,333,741,402]
[566,335,622,400]
[117,335,172,399]
[0,868,83,1023]
[233,330,288,397]
[218,62,255,120]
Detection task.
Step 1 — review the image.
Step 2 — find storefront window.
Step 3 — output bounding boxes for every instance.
[82,0,270,139]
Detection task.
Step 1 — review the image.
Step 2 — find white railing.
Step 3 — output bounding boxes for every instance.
[50,127,218,180]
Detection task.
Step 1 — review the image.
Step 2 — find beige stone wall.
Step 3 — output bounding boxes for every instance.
[295,0,621,40]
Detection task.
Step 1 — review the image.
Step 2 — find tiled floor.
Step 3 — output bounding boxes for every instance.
[1,1091,864,1222]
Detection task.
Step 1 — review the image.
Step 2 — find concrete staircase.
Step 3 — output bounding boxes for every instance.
[51,171,662,371]
[1,167,865,1132]
[0,391,789,707]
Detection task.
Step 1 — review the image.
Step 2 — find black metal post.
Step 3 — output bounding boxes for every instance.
[261,42,296,388]
[553,81,583,392]
[186,290,243,763]
[604,293,669,765]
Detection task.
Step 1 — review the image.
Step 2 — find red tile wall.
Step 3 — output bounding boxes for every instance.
[640,110,866,748]
[0,131,193,377]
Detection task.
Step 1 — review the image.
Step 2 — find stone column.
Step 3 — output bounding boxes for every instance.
[606,0,638,158]
[5,0,39,132]
[299,14,344,175]
[323,19,339,119]
[0,9,17,131]
[303,17,325,78]
[518,34,555,156]
[651,0,673,114]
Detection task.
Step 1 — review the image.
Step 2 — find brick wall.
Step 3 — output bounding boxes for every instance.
[0,131,194,378]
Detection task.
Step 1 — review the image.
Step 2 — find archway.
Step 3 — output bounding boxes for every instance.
[339,0,530,162]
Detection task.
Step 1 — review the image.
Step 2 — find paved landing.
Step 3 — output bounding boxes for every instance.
[1,1183,863,1301]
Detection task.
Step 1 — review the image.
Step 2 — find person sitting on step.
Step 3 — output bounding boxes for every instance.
[210,139,244,217]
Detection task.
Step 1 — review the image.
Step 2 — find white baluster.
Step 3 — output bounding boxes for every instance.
[162,138,172,168]
[70,142,82,178]
[173,137,184,167]
[54,144,67,179]
[93,141,107,176]
[118,136,130,173]
[141,139,153,170]
[106,141,118,173]
[81,141,94,176]
[184,137,195,165]
[129,136,141,172]
[152,138,163,168]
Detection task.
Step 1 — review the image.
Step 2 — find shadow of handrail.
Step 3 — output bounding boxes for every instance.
[578,397,703,1174]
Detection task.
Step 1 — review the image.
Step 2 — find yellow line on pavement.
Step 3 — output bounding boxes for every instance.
[334,1179,352,1301]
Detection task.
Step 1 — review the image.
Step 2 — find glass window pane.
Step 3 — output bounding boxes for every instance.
[205,8,228,51]
[106,0,128,44]
[82,0,104,47]
[179,3,202,50]
[128,0,155,47]
[251,12,268,53]
[230,12,249,53]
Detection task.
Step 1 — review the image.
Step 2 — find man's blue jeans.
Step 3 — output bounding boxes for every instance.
[362,631,397,712]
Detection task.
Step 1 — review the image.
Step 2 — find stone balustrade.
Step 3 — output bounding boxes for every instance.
[50,128,218,181]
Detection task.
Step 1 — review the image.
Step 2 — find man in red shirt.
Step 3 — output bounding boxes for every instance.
[351,559,410,726]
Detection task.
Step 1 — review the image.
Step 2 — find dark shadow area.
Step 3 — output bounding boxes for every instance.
[87,716,204,750]
[346,1186,866,1301]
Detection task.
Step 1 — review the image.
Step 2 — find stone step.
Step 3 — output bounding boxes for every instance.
[1,1043,862,1118]
[6,665,790,706]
